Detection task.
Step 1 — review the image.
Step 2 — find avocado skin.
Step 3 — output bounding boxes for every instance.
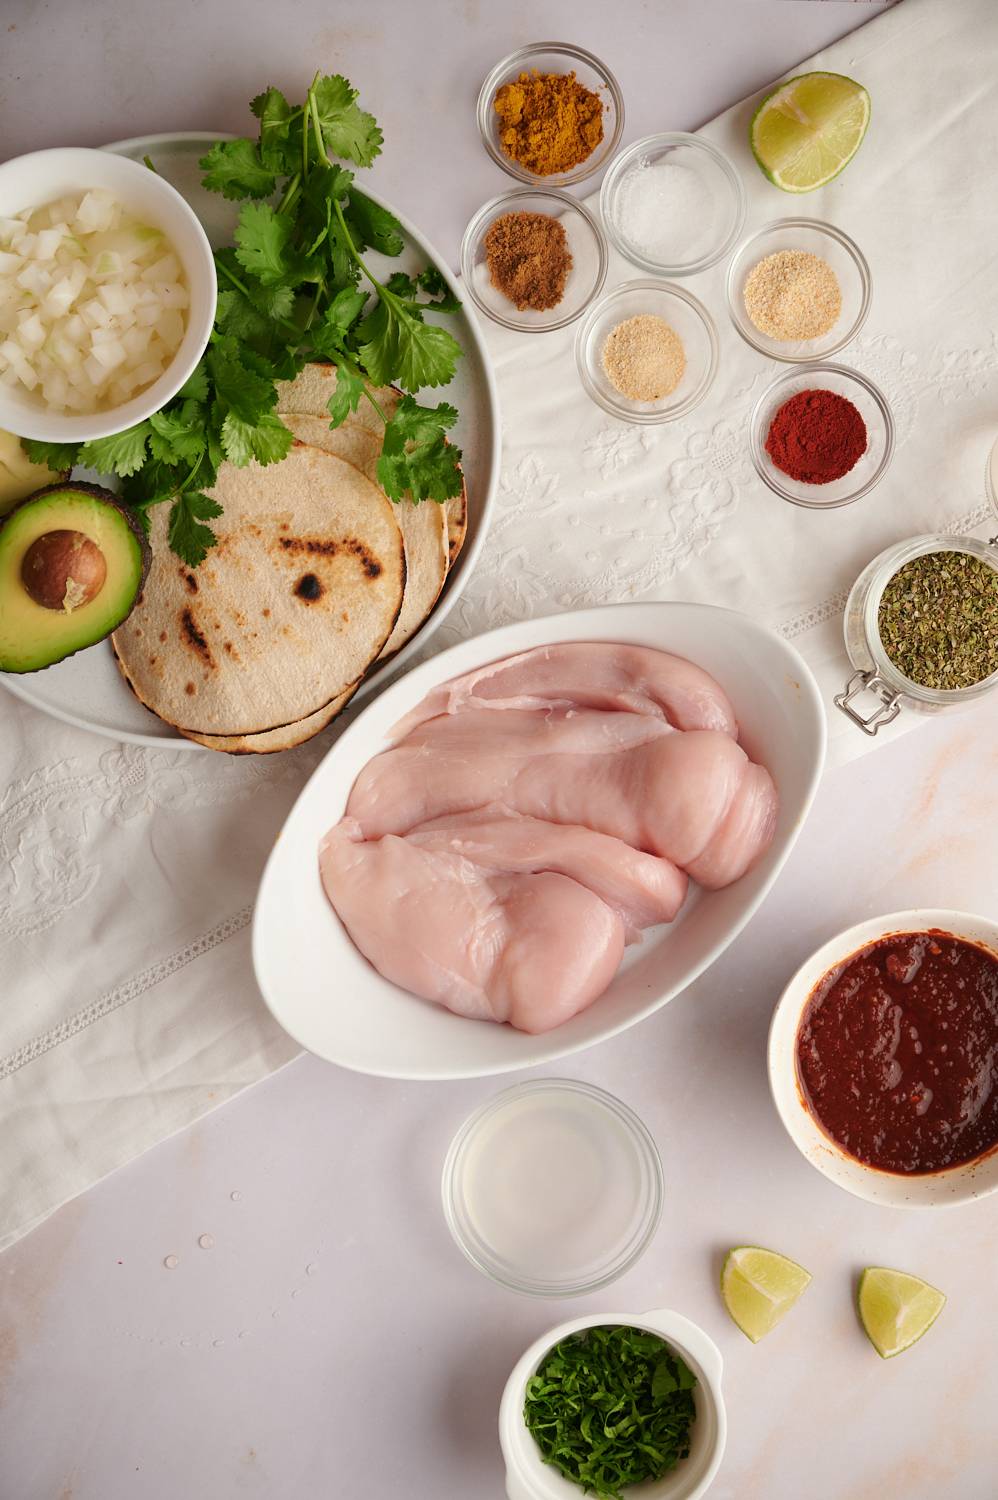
[0,481,151,673]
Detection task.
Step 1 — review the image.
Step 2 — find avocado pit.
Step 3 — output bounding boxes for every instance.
[21,529,108,611]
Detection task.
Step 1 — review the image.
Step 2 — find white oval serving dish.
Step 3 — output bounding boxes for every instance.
[769,908,998,1208]
[252,602,826,1079]
[499,1308,726,1500]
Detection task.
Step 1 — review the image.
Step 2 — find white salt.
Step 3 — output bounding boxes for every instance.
[613,159,720,265]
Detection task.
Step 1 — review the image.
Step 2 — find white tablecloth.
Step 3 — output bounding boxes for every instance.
[2,0,994,1251]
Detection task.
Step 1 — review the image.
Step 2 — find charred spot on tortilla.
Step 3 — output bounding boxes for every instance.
[180,607,215,668]
[185,681,195,695]
[158,630,167,642]
[278,536,338,557]
[345,537,382,579]
[295,573,323,602]
[184,572,198,594]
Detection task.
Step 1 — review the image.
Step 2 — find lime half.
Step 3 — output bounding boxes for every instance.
[751,72,871,193]
[721,1246,812,1342]
[858,1267,946,1358]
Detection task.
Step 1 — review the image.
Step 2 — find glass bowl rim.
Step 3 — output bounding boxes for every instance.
[441,1076,664,1297]
[749,360,895,509]
[725,216,872,364]
[476,41,626,187]
[599,131,747,277]
[574,277,720,425]
[460,187,609,333]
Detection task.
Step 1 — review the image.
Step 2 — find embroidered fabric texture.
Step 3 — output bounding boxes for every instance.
[1,0,994,1250]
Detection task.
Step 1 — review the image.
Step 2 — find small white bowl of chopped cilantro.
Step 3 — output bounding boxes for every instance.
[0,147,215,443]
[500,1310,726,1500]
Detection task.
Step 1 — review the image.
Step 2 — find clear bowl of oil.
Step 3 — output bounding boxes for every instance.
[442,1078,663,1297]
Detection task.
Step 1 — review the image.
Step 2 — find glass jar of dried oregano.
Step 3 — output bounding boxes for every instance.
[836,531,998,735]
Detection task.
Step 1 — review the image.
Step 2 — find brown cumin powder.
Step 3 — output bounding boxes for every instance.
[484,211,573,312]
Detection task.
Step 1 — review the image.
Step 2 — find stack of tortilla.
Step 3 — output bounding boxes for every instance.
[111,365,468,753]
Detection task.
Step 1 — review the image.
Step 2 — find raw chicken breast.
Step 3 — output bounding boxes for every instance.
[319,819,625,1033]
[320,642,779,1035]
[347,711,757,878]
[391,642,737,739]
[408,808,688,934]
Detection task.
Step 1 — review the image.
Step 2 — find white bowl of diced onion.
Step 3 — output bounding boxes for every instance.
[0,147,216,443]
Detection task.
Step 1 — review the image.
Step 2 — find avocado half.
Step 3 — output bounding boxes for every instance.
[0,482,150,673]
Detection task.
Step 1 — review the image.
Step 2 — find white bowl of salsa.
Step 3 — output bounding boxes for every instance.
[768,908,998,1208]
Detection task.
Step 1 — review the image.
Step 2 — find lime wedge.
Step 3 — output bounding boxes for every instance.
[858,1267,946,1358]
[750,72,871,193]
[721,1246,812,1342]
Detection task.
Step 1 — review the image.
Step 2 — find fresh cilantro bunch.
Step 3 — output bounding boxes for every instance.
[24,73,464,566]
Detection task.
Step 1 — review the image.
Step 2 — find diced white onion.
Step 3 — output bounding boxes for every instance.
[0,189,188,413]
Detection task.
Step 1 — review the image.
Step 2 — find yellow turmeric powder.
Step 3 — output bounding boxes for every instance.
[493,70,604,176]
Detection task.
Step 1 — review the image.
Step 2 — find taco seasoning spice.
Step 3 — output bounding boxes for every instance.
[493,71,604,176]
[877,551,998,690]
[602,314,686,401]
[765,388,866,483]
[484,211,572,311]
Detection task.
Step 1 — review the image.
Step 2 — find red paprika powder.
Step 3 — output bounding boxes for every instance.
[765,388,867,484]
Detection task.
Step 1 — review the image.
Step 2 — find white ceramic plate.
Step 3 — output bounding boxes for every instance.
[0,132,499,749]
[253,603,827,1079]
[769,908,998,1208]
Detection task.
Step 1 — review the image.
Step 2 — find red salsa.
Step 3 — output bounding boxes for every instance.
[795,930,998,1174]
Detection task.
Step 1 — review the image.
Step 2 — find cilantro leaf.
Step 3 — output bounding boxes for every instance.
[250,86,294,171]
[234,201,295,285]
[325,361,366,427]
[78,422,151,478]
[208,345,276,421]
[22,438,79,472]
[310,286,367,360]
[199,138,276,201]
[167,491,222,567]
[221,411,293,466]
[357,297,462,390]
[177,363,209,401]
[345,190,403,256]
[376,395,462,502]
[148,404,206,465]
[311,75,383,167]
[417,263,461,313]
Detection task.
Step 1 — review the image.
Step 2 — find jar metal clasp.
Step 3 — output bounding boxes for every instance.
[834,670,902,736]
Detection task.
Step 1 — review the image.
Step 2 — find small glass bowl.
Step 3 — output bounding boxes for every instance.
[442,1078,663,1298]
[750,363,894,509]
[575,279,719,424]
[461,189,608,333]
[477,42,625,188]
[600,133,746,277]
[836,533,998,735]
[727,218,871,363]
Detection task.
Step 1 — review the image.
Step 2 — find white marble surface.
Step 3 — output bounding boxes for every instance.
[3,3,997,1499]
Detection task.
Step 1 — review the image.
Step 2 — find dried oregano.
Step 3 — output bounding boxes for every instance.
[878,550,998,690]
